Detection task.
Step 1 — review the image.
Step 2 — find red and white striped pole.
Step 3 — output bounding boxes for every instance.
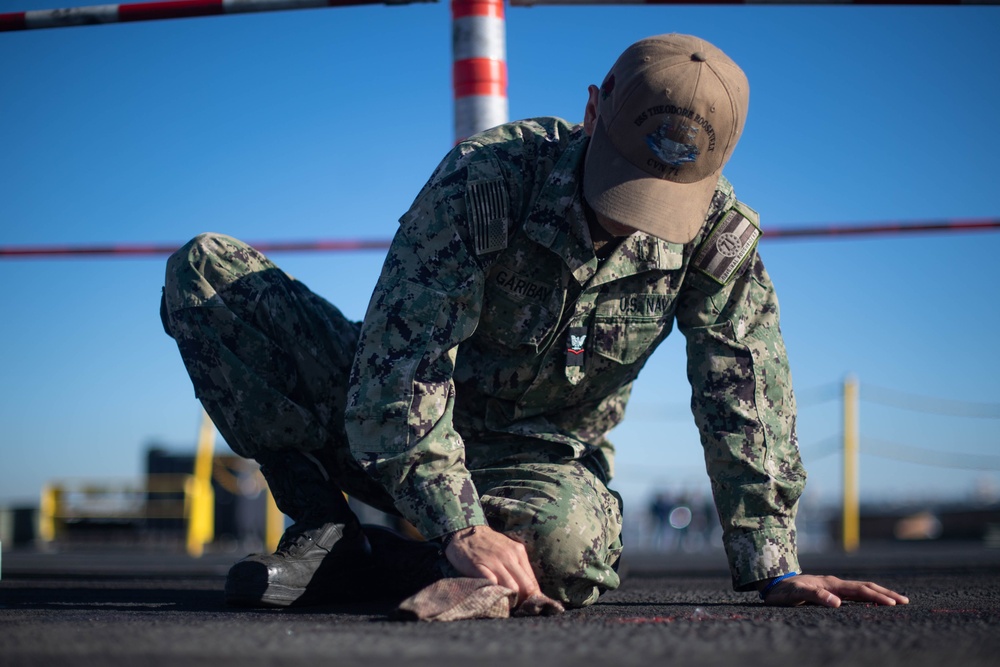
[451,0,507,143]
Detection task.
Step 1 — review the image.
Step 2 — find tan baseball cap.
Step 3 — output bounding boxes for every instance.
[583,34,749,244]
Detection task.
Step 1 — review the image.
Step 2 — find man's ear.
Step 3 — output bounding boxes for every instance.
[583,84,600,136]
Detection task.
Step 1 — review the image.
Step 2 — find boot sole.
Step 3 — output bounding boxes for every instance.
[225,581,308,608]
[224,548,372,608]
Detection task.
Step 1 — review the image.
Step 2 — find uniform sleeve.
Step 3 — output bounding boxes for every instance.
[676,247,806,591]
[344,143,496,540]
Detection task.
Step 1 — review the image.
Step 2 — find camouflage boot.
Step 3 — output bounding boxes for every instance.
[224,449,371,607]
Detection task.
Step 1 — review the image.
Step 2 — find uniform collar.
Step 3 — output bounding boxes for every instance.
[522,128,684,285]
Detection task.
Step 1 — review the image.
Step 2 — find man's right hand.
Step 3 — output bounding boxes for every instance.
[443,525,541,605]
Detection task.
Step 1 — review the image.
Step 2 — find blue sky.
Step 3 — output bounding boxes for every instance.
[1,2,998,519]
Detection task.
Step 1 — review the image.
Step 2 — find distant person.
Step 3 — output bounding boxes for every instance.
[648,492,673,551]
[161,33,908,612]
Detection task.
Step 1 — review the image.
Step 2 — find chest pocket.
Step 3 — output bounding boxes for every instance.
[591,292,676,365]
[478,265,559,352]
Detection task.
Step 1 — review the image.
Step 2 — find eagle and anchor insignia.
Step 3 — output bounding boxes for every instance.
[566,326,587,368]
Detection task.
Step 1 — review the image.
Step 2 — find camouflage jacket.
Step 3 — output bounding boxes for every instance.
[345,117,805,590]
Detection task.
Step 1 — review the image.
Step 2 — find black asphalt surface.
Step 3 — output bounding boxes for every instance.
[2,542,999,667]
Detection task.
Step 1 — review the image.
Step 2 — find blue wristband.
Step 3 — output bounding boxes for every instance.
[759,572,799,600]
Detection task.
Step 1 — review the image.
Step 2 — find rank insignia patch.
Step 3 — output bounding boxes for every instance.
[693,202,760,285]
[566,326,587,367]
[466,178,509,256]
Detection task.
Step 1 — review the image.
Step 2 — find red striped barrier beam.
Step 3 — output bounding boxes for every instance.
[2,0,993,32]
[760,218,1000,239]
[452,0,507,142]
[1,220,997,258]
[0,0,433,32]
[0,239,393,257]
[509,0,994,5]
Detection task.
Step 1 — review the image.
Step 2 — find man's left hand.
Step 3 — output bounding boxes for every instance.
[761,574,910,608]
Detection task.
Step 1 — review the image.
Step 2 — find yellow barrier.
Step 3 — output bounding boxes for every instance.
[183,476,214,558]
[38,484,61,542]
[37,465,270,556]
[842,375,860,553]
[265,488,284,553]
[36,411,278,557]
[38,476,190,540]
[185,410,217,557]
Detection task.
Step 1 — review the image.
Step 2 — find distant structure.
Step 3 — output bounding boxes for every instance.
[30,446,268,553]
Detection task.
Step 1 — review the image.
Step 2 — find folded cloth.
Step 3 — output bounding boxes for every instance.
[394,578,565,622]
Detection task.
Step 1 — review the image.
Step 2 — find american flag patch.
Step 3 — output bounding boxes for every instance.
[693,202,760,285]
[466,178,509,256]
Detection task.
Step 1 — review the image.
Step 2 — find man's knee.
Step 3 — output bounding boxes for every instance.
[162,233,285,336]
[481,466,621,607]
[164,233,222,312]
[164,233,259,302]
[525,511,622,608]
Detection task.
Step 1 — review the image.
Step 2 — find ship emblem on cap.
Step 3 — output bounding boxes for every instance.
[646,117,700,167]
[600,74,615,100]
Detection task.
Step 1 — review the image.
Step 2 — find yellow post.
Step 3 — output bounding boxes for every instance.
[842,375,860,553]
[265,486,284,553]
[39,483,61,543]
[186,409,216,557]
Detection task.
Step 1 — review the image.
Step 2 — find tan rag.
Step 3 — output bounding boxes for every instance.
[395,578,565,622]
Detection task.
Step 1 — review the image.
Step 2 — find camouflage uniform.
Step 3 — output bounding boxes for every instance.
[162,117,804,608]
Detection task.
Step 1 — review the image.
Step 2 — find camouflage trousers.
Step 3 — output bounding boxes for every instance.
[161,233,622,607]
